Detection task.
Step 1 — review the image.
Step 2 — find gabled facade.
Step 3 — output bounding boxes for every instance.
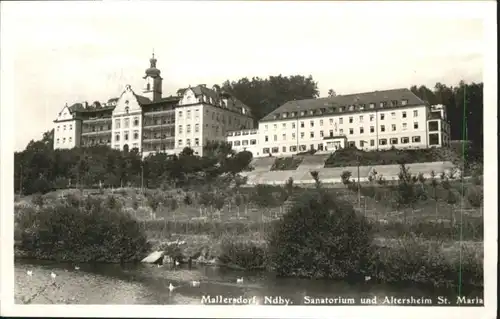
[53,104,81,149]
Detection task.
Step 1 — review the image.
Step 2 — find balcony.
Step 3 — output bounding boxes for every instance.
[143,123,175,131]
[143,109,175,117]
[83,117,112,124]
[81,129,112,136]
[143,136,175,143]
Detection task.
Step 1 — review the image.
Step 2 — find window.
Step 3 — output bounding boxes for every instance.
[414,122,419,129]
[115,134,120,141]
[359,115,363,122]
[320,120,323,126]
[186,139,191,146]
[292,123,296,129]
[195,109,200,119]
[349,117,353,123]
[282,123,286,128]
[274,135,277,141]
[390,138,398,145]
[348,141,356,147]
[290,145,297,152]
[380,125,385,132]
[234,141,241,146]
[69,124,73,130]
[292,133,296,139]
[271,147,279,153]
[178,125,183,133]
[69,137,72,142]
[339,129,344,135]
[392,124,396,131]
[282,134,286,140]
[263,148,270,154]
[57,126,60,131]
[428,121,439,131]
[413,110,418,117]
[370,126,375,133]
[349,128,353,135]
[301,132,305,138]
[320,130,324,137]
[380,114,385,120]
[178,139,183,147]
[187,110,191,118]
[299,145,306,151]
[63,137,66,143]
[56,138,60,144]
[134,117,139,126]
[124,118,130,128]
[187,124,191,133]
[310,120,314,127]
[195,124,199,132]
[133,131,139,140]
[339,118,343,124]
[360,127,364,134]
[402,99,408,106]
[380,102,387,108]
[360,140,365,148]
[124,132,129,141]
[63,125,66,130]
[329,130,334,137]
[370,115,374,122]
[265,136,269,142]
[401,137,410,144]
[369,103,375,108]
[402,111,407,118]
[329,118,333,125]
[391,112,396,118]
[250,139,257,145]
[310,132,314,138]
[282,146,287,152]
[265,125,268,130]
[195,138,200,146]
[274,124,277,130]
[300,121,305,128]
[370,139,375,146]
[429,133,439,145]
[379,138,388,145]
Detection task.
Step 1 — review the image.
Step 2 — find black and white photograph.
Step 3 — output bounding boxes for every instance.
[0,1,496,318]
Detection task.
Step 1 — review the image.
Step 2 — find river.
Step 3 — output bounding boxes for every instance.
[15,259,482,306]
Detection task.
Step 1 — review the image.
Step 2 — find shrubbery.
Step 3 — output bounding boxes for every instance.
[270,157,303,171]
[219,235,267,269]
[15,196,150,263]
[267,189,373,280]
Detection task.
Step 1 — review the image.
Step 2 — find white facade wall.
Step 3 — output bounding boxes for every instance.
[53,106,80,149]
[226,129,260,156]
[111,86,143,152]
[255,104,429,157]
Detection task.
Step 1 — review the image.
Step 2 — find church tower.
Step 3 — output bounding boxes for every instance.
[142,52,163,102]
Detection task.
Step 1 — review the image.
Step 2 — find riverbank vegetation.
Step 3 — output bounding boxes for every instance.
[15,162,484,290]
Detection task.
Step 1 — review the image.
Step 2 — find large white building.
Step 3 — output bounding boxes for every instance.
[53,54,450,158]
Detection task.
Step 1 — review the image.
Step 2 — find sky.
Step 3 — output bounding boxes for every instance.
[0,1,490,151]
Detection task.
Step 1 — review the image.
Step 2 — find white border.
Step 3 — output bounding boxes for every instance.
[1,1,497,318]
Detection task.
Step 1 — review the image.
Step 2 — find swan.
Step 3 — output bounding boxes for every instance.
[50,272,56,279]
[191,280,200,287]
[26,270,33,276]
[236,277,244,284]
[168,283,177,292]
[74,266,80,270]
[365,276,371,282]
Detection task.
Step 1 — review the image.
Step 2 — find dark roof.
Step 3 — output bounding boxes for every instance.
[260,88,426,122]
[134,94,152,105]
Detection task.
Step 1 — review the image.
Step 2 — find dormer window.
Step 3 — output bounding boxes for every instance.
[339,107,344,112]
[359,104,365,110]
[391,100,398,106]
[125,106,130,114]
[283,112,288,118]
[291,112,296,117]
[309,110,314,115]
[320,108,326,114]
[348,105,354,111]
[401,99,408,106]
[369,103,375,109]
[301,111,306,116]
[380,102,387,108]
[274,114,280,119]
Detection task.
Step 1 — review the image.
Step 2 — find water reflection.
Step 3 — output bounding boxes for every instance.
[15,259,482,306]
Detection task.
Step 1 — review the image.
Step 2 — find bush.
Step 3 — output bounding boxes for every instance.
[466,186,483,208]
[15,196,151,263]
[270,157,303,171]
[267,190,373,280]
[219,235,267,269]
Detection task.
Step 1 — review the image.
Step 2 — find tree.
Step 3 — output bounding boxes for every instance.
[221,75,319,122]
[327,89,337,97]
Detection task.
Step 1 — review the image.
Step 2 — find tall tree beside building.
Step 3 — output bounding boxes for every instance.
[221,75,320,122]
